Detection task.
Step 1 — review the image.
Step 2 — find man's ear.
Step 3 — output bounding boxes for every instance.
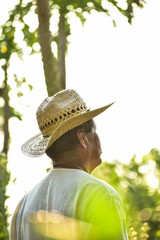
[76,130,89,150]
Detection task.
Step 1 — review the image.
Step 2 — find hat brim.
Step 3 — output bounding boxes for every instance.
[21,102,114,157]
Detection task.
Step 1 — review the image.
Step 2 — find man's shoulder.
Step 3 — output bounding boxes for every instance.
[76,171,119,200]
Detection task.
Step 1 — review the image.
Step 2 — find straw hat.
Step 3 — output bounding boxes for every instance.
[21,89,114,157]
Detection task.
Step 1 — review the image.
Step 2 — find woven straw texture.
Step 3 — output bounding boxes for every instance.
[21,89,114,157]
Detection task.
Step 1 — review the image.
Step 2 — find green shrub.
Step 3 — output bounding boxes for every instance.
[0,153,10,240]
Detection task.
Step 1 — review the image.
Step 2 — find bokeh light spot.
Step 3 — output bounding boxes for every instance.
[1,46,7,53]
[138,208,152,221]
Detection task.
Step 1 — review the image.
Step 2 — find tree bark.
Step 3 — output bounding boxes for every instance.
[57,10,66,89]
[2,63,10,156]
[36,0,61,96]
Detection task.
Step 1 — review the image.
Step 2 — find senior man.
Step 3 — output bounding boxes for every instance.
[11,89,128,240]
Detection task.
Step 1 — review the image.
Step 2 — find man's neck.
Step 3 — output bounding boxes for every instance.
[52,149,91,174]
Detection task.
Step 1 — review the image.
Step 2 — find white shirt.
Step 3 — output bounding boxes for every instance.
[12,168,128,240]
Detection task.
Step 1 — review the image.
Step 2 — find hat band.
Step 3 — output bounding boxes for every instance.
[38,105,89,137]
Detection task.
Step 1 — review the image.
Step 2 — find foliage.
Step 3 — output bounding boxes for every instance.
[4,0,146,52]
[0,0,146,95]
[0,7,33,143]
[0,5,33,237]
[49,0,145,25]
[0,153,10,240]
[93,148,160,239]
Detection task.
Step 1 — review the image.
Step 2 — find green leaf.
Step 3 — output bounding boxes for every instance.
[28,84,33,91]
[9,107,22,121]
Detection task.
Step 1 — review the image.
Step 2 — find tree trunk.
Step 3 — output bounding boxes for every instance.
[36,0,61,96]
[1,64,10,240]
[2,63,10,156]
[57,10,66,90]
